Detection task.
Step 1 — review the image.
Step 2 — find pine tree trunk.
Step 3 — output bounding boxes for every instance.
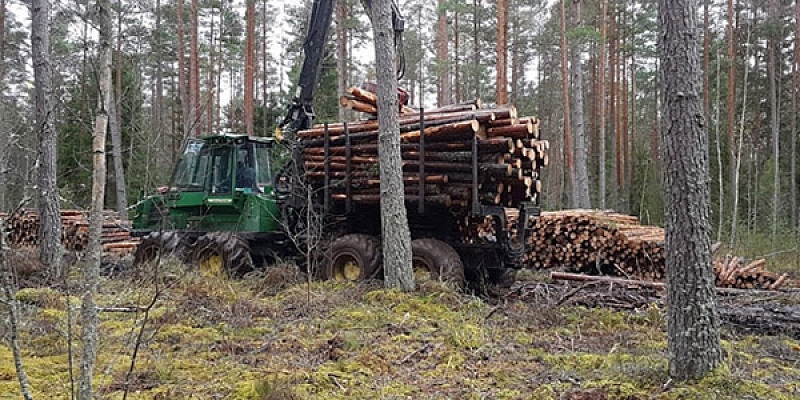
[336,0,348,121]
[572,0,590,208]
[245,0,255,135]
[597,0,607,209]
[176,0,190,138]
[32,0,62,273]
[659,0,722,380]
[80,0,111,396]
[496,0,508,105]
[726,0,736,236]
[436,0,450,106]
[792,0,799,234]
[767,0,778,241]
[454,12,461,103]
[110,14,127,215]
[190,0,200,136]
[559,0,574,207]
[0,0,7,211]
[372,0,414,291]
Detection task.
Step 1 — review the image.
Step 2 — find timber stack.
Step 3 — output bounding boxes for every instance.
[1,209,140,259]
[297,86,548,212]
[508,209,790,290]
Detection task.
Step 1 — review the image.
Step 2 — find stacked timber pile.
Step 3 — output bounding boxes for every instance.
[713,256,790,290]
[519,209,792,290]
[1,209,139,259]
[298,86,547,211]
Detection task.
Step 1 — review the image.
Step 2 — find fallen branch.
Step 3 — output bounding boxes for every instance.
[550,271,665,289]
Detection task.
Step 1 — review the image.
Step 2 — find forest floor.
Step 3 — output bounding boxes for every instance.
[1,254,799,400]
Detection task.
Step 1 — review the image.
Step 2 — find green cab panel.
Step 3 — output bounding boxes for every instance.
[131,134,282,235]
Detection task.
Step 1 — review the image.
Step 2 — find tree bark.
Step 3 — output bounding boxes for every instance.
[176,0,190,138]
[190,0,200,136]
[436,0,450,106]
[767,0,778,241]
[571,0,590,208]
[597,0,607,209]
[80,0,111,394]
[726,0,736,236]
[372,0,414,291]
[336,0,348,121]
[0,0,7,211]
[793,0,799,234]
[110,16,127,214]
[496,0,508,105]
[32,0,63,273]
[658,0,722,380]
[245,0,255,135]
[559,0,574,208]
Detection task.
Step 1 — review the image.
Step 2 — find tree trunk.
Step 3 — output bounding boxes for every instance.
[793,0,799,234]
[658,0,722,380]
[81,0,112,394]
[726,0,736,236]
[436,0,450,106]
[245,0,255,135]
[0,0,7,211]
[110,14,127,215]
[572,0,590,208]
[496,0,508,105]
[336,0,348,121]
[597,0,607,209]
[176,0,190,138]
[559,0,574,208]
[371,0,414,291]
[32,0,62,273]
[767,0,778,241]
[454,12,460,103]
[190,0,200,137]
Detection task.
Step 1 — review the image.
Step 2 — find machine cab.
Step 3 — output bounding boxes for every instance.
[170,135,274,196]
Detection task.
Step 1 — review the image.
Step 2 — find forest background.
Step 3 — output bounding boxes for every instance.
[0,0,799,253]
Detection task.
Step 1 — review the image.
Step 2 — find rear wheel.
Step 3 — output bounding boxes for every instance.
[190,233,254,277]
[411,238,465,290]
[322,234,381,282]
[133,231,182,266]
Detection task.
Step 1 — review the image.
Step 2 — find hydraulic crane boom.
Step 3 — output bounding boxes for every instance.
[279,0,405,135]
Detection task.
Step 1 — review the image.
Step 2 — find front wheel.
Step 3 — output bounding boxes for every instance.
[322,234,381,282]
[133,231,183,266]
[190,233,254,277]
[411,238,465,290]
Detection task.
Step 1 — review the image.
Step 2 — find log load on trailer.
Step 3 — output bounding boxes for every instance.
[129,0,545,289]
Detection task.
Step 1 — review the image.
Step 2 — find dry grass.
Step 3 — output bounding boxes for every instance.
[0,262,798,399]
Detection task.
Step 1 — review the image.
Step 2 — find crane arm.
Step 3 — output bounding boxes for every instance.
[278,0,405,136]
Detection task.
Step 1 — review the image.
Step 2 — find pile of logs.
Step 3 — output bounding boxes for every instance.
[1,209,140,259]
[713,256,789,290]
[297,86,547,211]
[517,209,792,290]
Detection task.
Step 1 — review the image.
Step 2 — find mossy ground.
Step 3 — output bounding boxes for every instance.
[1,262,799,399]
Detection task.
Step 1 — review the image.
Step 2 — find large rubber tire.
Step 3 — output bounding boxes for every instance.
[190,233,254,277]
[322,234,381,282]
[133,231,183,266]
[411,238,465,290]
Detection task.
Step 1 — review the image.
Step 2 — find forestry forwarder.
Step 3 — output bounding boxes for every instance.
[130,0,540,289]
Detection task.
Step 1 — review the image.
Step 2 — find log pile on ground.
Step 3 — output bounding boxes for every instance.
[298,86,547,212]
[1,209,140,259]
[518,209,792,290]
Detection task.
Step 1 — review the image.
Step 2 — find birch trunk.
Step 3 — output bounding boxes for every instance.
[79,0,111,397]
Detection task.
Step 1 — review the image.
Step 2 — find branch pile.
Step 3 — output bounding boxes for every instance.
[298,86,547,212]
[515,209,792,290]
[1,209,140,259]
